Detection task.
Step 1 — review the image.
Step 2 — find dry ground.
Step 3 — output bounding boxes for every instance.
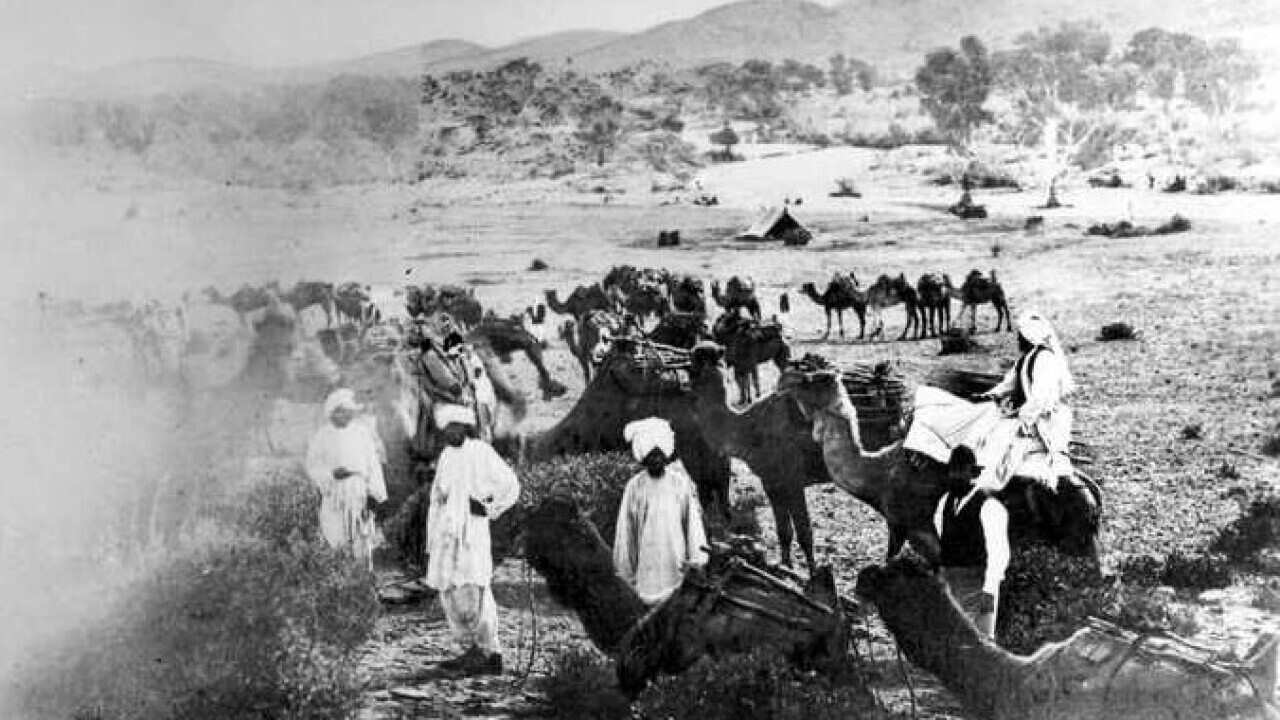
[3,143,1279,718]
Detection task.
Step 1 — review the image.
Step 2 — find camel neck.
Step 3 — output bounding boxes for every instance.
[888,614,1029,717]
[690,373,750,451]
[812,400,896,504]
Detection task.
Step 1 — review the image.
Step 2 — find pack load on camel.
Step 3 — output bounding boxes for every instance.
[736,205,812,245]
[522,495,849,694]
[788,353,906,451]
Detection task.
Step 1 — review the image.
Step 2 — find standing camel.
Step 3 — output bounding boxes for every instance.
[776,369,1101,561]
[559,309,623,383]
[544,284,615,323]
[687,344,829,569]
[711,276,762,321]
[710,312,791,404]
[915,273,950,337]
[866,273,921,341]
[666,274,706,315]
[948,269,1011,333]
[799,273,867,340]
[284,281,337,327]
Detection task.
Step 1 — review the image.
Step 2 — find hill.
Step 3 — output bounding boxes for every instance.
[287,38,486,82]
[569,0,846,71]
[424,30,624,74]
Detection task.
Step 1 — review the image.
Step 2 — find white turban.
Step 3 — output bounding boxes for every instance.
[434,403,476,428]
[1016,310,1075,396]
[624,417,676,461]
[323,388,362,417]
[1016,310,1055,348]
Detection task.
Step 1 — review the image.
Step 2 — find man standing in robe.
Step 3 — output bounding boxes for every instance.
[934,445,1009,638]
[613,417,709,606]
[425,404,520,674]
[305,388,387,570]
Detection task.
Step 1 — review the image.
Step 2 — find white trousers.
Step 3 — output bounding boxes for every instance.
[441,584,501,654]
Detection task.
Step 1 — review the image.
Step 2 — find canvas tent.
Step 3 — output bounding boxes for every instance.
[736,206,811,243]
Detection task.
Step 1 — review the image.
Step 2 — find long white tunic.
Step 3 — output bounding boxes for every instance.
[425,439,520,591]
[305,421,387,560]
[613,464,709,605]
[905,348,1074,490]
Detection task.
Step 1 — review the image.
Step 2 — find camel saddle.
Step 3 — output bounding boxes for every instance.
[616,542,849,692]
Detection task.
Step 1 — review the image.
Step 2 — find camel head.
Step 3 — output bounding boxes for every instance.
[854,559,943,619]
[776,369,842,415]
[689,341,724,376]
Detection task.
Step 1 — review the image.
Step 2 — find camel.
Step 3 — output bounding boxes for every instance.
[711,276,762,321]
[532,337,732,517]
[621,282,670,328]
[916,273,950,337]
[710,313,791,404]
[866,273,921,341]
[544,284,615,323]
[857,560,1280,720]
[799,273,867,340]
[950,269,1011,333]
[468,313,568,400]
[645,311,708,349]
[284,280,337,327]
[686,344,830,569]
[406,284,482,329]
[776,368,1101,562]
[332,282,372,327]
[664,274,706,316]
[559,309,624,382]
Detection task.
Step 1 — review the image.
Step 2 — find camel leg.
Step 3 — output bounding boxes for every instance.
[855,306,866,340]
[767,493,796,568]
[791,492,815,572]
[822,309,832,340]
[836,309,845,339]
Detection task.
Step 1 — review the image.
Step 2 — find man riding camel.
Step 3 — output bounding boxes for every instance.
[905,309,1076,495]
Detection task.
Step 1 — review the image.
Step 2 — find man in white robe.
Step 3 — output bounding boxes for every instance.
[425,404,520,674]
[305,388,387,570]
[613,417,709,606]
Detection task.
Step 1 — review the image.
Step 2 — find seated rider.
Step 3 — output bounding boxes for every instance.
[973,310,1075,491]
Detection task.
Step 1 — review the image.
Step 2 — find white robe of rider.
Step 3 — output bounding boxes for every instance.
[975,311,1075,491]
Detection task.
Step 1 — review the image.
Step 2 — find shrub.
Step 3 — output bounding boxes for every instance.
[1096,322,1139,341]
[1119,551,1233,590]
[493,452,635,557]
[1000,545,1206,654]
[12,472,378,720]
[632,649,887,720]
[541,646,632,720]
[1210,495,1280,564]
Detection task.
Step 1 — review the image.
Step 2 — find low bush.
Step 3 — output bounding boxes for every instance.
[1096,322,1140,341]
[495,452,635,556]
[999,545,1204,654]
[12,470,379,720]
[633,649,887,720]
[541,646,632,720]
[1119,551,1234,590]
[1210,495,1280,564]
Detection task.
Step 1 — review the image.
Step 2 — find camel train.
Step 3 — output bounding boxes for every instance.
[93,257,1133,704]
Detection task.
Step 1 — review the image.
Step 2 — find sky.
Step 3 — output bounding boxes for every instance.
[0,0,842,71]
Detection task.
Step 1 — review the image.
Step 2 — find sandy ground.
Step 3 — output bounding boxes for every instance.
[4,141,1280,718]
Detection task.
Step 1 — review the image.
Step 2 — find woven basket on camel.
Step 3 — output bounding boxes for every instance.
[790,353,908,451]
